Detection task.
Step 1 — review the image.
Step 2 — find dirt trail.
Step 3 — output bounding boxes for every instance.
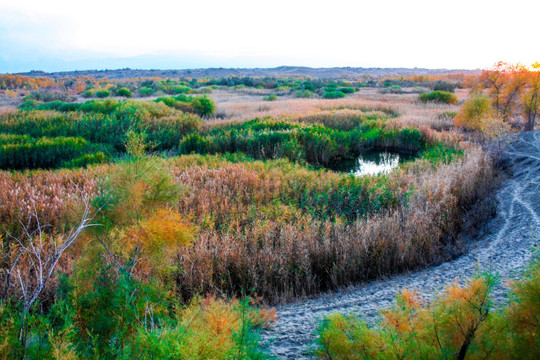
[262,131,540,359]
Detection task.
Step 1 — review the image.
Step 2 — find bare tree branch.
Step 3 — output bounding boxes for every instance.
[1,188,100,314]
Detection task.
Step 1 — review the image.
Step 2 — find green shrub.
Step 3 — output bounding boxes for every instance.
[155,96,178,107]
[155,95,196,113]
[325,83,339,90]
[79,99,119,114]
[83,89,95,98]
[18,100,40,110]
[115,87,132,97]
[169,85,191,94]
[26,101,82,112]
[138,86,155,97]
[295,90,313,98]
[34,100,66,111]
[263,94,277,101]
[337,87,355,94]
[303,81,316,91]
[323,91,346,99]
[419,90,459,105]
[95,89,110,98]
[389,85,402,93]
[190,95,215,117]
[431,80,457,93]
[58,102,82,112]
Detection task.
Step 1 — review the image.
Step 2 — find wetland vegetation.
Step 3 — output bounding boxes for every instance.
[0,62,538,359]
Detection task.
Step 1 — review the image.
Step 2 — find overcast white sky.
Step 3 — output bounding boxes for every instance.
[0,0,538,72]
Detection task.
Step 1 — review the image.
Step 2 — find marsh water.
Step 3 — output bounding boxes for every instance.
[328,150,416,176]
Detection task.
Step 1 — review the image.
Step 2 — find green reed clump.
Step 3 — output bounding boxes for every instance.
[0,135,108,169]
[4,106,432,174]
[181,118,426,167]
[155,94,216,116]
[19,95,213,118]
[0,109,203,157]
[63,151,109,168]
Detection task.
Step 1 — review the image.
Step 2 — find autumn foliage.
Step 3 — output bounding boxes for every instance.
[457,61,540,134]
[316,255,540,360]
[91,131,195,281]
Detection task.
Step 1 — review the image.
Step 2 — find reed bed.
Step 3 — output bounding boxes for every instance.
[0,145,493,303]
[171,148,493,302]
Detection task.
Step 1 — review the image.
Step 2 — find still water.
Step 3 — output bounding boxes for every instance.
[328,150,415,176]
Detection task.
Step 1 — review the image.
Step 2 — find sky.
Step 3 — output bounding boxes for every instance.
[0,0,538,73]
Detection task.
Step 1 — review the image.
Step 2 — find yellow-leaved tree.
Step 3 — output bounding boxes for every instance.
[474,61,540,131]
[93,130,194,280]
[479,61,528,122]
[454,93,494,132]
[454,93,513,149]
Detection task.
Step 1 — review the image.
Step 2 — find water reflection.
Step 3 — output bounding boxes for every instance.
[329,150,414,177]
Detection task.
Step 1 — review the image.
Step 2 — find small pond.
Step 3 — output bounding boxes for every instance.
[328,150,416,177]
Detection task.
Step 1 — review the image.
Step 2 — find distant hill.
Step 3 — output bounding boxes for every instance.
[16,66,480,79]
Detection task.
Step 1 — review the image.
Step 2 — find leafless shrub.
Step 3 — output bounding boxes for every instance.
[1,192,99,343]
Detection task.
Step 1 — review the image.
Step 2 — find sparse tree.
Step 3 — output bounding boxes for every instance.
[479,61,528,122]
[522,62,540,131]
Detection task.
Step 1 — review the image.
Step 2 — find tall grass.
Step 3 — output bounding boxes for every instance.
[171,148,493,302]
[0,144,493,303]
[0,109,203,154]
[0,166,102,234]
